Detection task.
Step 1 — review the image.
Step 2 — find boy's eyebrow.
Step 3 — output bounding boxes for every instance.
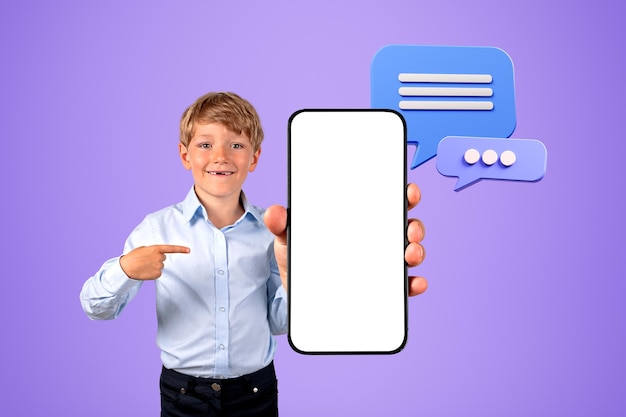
[191,134,216,142]
[194,133,249,141]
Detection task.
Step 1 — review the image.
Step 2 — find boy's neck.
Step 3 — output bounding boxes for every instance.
[195,188,245,229]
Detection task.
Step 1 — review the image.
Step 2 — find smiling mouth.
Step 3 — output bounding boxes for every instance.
[207,171,234,176]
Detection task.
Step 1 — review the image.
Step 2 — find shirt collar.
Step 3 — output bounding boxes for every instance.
[181,186,264,225]
[239,191,265,224]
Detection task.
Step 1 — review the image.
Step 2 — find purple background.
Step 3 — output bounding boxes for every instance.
[1,1,624,416]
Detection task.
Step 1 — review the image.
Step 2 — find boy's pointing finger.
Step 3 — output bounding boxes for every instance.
[154,245,191,254]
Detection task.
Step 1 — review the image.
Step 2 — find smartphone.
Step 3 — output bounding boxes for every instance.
[287,109,408,354]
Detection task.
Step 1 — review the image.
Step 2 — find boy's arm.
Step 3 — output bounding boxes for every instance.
[267,253,288,335]
[79,217,154,320]
[80,256,143,320]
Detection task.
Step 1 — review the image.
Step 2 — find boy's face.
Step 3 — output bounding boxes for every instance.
[179,122,261,205]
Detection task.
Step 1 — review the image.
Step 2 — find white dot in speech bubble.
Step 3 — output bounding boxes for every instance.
[481,149,498,166]
[464,148,480,165]
[500,150,516,167]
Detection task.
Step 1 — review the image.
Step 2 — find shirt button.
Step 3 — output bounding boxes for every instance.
[219,307,226,312]
[217,270,224,275]
[219,344,225,350]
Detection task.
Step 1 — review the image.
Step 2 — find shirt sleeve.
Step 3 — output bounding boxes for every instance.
[267,250,288,335]
[79,216,153,320]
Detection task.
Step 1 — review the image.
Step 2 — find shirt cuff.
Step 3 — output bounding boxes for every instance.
[100,257,142,294]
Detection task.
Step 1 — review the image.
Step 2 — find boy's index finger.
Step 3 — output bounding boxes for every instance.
[153,244,191,254]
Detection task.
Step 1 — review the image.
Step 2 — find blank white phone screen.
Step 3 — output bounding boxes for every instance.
[288,109,407,354]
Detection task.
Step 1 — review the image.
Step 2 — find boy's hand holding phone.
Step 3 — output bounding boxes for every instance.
[264,182,427,297]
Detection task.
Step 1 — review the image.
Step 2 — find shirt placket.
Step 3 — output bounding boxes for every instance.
[213,228,230,376]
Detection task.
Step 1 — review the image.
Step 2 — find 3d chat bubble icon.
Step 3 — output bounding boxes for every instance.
[436,136,547,191]
[371,45,517,169]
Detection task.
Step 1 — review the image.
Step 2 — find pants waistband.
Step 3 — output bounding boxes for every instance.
[161,362,275,390]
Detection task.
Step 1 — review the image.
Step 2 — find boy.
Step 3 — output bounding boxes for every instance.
[80,92,427,417]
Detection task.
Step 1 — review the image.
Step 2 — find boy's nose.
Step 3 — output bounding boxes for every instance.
[212,146,227,162]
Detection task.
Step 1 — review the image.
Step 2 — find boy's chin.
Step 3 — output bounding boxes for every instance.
[194,184,243,199]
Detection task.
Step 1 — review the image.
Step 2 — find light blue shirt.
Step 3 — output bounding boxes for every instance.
[80,187,288,378]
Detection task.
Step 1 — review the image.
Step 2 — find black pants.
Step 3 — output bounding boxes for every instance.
[160,363,278,417]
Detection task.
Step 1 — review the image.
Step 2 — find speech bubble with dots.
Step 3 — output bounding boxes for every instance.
[436,136,547,191]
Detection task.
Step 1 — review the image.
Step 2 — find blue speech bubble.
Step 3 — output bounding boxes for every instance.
[371,45,517,169]
[437,136,547,191]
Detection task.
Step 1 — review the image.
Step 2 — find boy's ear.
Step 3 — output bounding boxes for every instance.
[179,143,191,170]
[249,146,262,172]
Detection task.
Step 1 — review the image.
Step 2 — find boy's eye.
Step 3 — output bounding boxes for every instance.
[199,143,212,149]
[231,143,243,149]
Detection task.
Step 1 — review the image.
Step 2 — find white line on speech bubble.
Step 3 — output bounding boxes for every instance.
[398,87,493,97]
[398,73,493,83]
[399,101,494,110]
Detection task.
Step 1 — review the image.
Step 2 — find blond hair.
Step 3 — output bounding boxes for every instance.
[179,92,264,150]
